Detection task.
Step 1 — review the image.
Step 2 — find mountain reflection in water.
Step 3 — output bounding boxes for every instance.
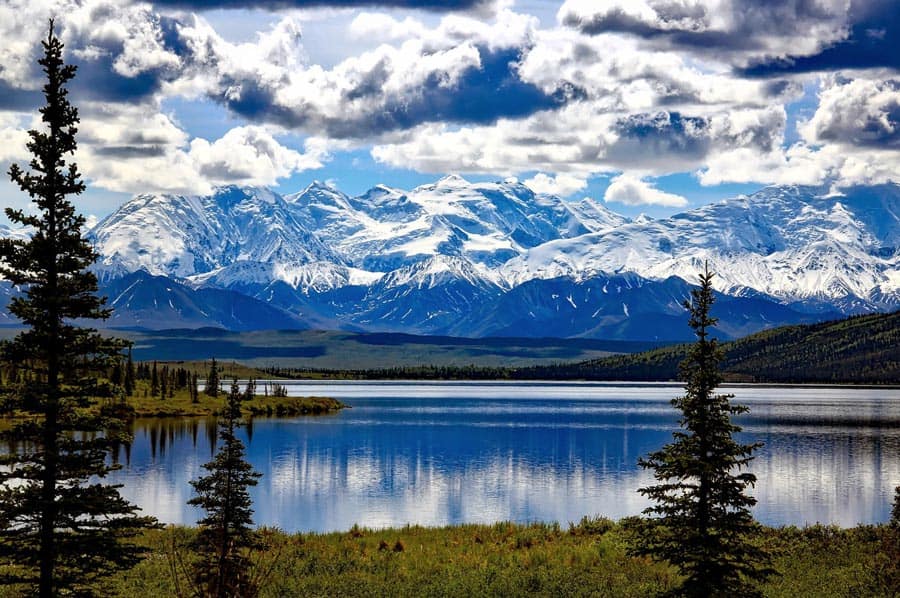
[109,383,900,532]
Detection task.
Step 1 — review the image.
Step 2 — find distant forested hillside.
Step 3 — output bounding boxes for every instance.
[519,311,900,384]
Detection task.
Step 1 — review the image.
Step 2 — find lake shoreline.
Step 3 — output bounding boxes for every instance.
[121,394,346,419]
[250,370,900,386]
[206,377,900,389]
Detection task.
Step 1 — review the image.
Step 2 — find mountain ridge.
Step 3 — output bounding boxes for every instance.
[2,177,897,340]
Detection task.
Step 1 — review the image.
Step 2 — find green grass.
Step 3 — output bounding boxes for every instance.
[60,520,899,597]
[119,381,345,418]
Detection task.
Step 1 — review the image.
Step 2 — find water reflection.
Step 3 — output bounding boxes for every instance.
[109,383,900,532]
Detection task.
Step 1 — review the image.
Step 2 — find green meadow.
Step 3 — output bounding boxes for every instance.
[63,520,900,598]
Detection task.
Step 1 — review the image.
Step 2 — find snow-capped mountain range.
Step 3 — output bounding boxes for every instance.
[3,176,899,340]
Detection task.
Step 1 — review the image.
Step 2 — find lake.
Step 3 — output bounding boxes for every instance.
[109,381,900,532]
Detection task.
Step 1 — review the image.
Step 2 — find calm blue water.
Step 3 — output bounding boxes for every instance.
[109,382,900,532]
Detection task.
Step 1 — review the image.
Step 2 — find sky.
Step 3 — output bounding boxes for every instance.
[1,0,900,221]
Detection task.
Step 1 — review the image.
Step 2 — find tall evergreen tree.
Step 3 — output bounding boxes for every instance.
[191,372,200,404]
[123,346,135,397]
[150,360,159,396]
[160,365,168,399]
[205,357,220,398]
[189,379,262,597]
[0,22,156,596]
[110,358,123,386]
[892,485,900,528]
[628,264,773,597]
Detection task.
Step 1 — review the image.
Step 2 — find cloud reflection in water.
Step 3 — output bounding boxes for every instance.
[109,383,900,532]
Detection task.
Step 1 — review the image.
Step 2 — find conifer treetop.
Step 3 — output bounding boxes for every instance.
[628,263,775,597]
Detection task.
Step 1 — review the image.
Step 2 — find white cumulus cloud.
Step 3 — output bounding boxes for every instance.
[189,126,325,184]
[523,172,587,196]
[604,173,688,207]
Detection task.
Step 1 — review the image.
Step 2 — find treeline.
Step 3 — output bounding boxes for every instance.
[565,310,900,384]
[259,310,900,384]
[260,364,516,380]
[130,358,289,400]
[721,310,900,383]
[131,359,197,398]
[259,361,675,382]
[115,352,203,401]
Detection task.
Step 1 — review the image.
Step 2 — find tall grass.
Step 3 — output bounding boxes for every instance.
[40,520,894,597]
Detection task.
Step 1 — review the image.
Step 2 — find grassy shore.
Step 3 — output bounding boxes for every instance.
[75,519,898,597]
[118,384,346,418]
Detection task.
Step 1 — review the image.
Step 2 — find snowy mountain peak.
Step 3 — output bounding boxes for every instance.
[436,173,469,187]
[358,183,405,201]
[302,179,338,193]
[286,179,345,203]
[286,180,351,209]
[89,185,341,281]
[505,183,900,308]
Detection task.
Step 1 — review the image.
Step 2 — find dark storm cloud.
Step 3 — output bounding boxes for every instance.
[379,47,581,128]
[741,2,900,76]
[218,46,581,139]
[66,15,187,104]
[562,0,851,54]
[0,80,43,111]
[71,58,168,103]
[600,109,782,171]
[611,112,712,160]
[215,76,307,128]
[91,145,169,158]
[0,51,175,110]
[343,58,392,101]
[562,6,761,51]
[566,0,900,76]
[146,0,492,11]
[833,101,900,147]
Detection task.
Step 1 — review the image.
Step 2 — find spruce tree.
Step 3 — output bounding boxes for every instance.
[628,264,773,597]
[160,365,168,399]
[110,358,123,386]
[150,360,159,396]
[0,22,156,596]
[191,372,200,404]
[205,357,220,397]
[892,485,900,528]
[124,346,135,397]
[189,379,261,597]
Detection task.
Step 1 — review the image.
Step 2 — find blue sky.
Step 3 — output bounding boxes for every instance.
[1,0,900,221]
